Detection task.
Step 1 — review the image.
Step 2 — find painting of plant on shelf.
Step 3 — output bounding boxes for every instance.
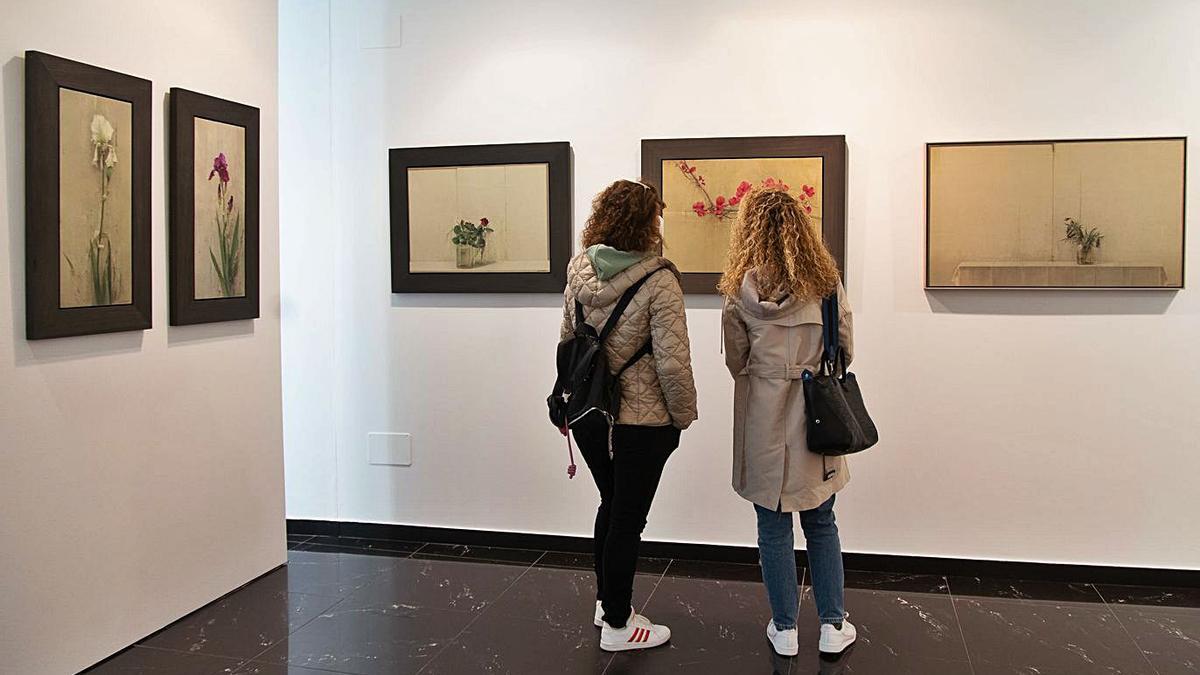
[661,156,824,273]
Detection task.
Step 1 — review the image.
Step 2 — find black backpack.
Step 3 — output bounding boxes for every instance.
[548,268,665,476]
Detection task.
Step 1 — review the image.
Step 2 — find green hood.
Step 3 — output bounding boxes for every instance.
[586,245,648,281]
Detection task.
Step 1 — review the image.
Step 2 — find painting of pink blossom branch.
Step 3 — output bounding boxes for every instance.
[193,118,246,299]
[661,156,824,273]
[58,88,133,308]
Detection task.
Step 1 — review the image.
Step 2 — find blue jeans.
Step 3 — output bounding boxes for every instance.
[755,494,845,629]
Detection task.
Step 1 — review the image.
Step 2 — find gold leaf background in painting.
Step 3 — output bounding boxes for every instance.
[661,157,824,273]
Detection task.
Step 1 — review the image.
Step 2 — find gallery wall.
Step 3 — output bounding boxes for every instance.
[0,1,283,673]
[280,0,1200,569]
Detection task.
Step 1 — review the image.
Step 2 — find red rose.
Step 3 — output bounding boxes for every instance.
[480,217,489,227]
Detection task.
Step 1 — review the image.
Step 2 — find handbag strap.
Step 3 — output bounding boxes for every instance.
[820,291,841,376]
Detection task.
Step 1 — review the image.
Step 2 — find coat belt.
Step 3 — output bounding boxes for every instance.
[744,364,810,380]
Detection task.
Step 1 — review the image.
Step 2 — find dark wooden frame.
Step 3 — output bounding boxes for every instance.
[925,137,1188,290]
[169,88,261,324]
[389,142,572,293]
[641,135,848,294]
[25,51,152,339]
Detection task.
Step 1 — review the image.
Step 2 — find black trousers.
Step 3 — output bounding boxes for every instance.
[573,417,680,629]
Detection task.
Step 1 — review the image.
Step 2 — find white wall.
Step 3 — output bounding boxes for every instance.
[280,0,1200,570]
[0,2,283,673]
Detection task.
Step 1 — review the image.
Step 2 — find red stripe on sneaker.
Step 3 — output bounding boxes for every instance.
[628,628,641,643]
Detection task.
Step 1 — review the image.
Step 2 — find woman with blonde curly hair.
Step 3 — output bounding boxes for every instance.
[561,179,697,652]
[720,186,857,657]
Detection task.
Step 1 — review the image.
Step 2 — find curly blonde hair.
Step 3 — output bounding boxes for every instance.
[582,180,664,252]
[718,186,840,301]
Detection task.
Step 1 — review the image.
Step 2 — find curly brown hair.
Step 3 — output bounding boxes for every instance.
[581,180,664,252]
[718,186,840,301]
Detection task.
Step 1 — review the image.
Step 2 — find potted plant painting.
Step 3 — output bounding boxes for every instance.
[451,217,493,269]
[1063,217,1104,265]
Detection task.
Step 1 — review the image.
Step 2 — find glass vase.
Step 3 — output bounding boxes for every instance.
[1076,245,1097,265]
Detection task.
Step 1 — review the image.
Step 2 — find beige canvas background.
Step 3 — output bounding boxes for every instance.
[929,139,1185,286]
[662,157,824,272]
[194,117,247,298]
[59,88,133,307]
[407,163,550,273]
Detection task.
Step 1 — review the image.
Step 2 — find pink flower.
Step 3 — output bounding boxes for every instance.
[803,185,816,197]
[714,204,725,216]
[715,195,726,207]
[728,195,740,206]
[804,204,813,214]
[688,166,697,174]
[692,201,707,216]
[208,153,230,183]
[736,181,752,196]
[763,177,776,188]
[781,183,790,192]
[480,217,489,227]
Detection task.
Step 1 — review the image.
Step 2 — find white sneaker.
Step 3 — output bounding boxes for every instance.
[594,600,603,627]
[766,620,798,656]
[600,611,671,652]
[819,619,857,654]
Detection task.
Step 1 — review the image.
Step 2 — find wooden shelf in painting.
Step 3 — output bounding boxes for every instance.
[952,261,1168,287]
[409,260,552,274]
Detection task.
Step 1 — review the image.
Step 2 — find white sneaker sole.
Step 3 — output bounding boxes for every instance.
[600,631,670,652]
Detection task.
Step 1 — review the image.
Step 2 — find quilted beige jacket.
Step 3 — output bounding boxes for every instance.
[560,252,698,429]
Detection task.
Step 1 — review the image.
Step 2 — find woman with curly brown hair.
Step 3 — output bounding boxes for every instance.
[561,179,697,652]
[720,186,857,658]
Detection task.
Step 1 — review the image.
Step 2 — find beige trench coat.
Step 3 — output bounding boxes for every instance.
[722,272,854,512]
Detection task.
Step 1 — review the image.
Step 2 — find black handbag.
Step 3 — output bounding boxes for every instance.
[801,291,878,457]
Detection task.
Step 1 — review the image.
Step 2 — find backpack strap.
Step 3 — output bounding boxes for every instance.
[574,299,586,330]
[617,339,653,376]
[598,267,668,342]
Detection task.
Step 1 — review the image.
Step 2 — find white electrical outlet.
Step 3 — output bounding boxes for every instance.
[368,432,412,466]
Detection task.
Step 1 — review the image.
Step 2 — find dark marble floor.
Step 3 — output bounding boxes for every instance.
[82,535,1200,674]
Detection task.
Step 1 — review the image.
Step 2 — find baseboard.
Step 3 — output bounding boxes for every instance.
[287,519,1200,588]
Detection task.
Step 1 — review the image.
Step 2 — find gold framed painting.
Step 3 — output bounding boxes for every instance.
[926,138,1187,289]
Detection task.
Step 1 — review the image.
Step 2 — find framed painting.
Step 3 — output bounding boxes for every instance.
[25,51,152,339]
[169,88,260,324]
[926,137,1187,289]
[389,142,572,293]
[641,135,847,294]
